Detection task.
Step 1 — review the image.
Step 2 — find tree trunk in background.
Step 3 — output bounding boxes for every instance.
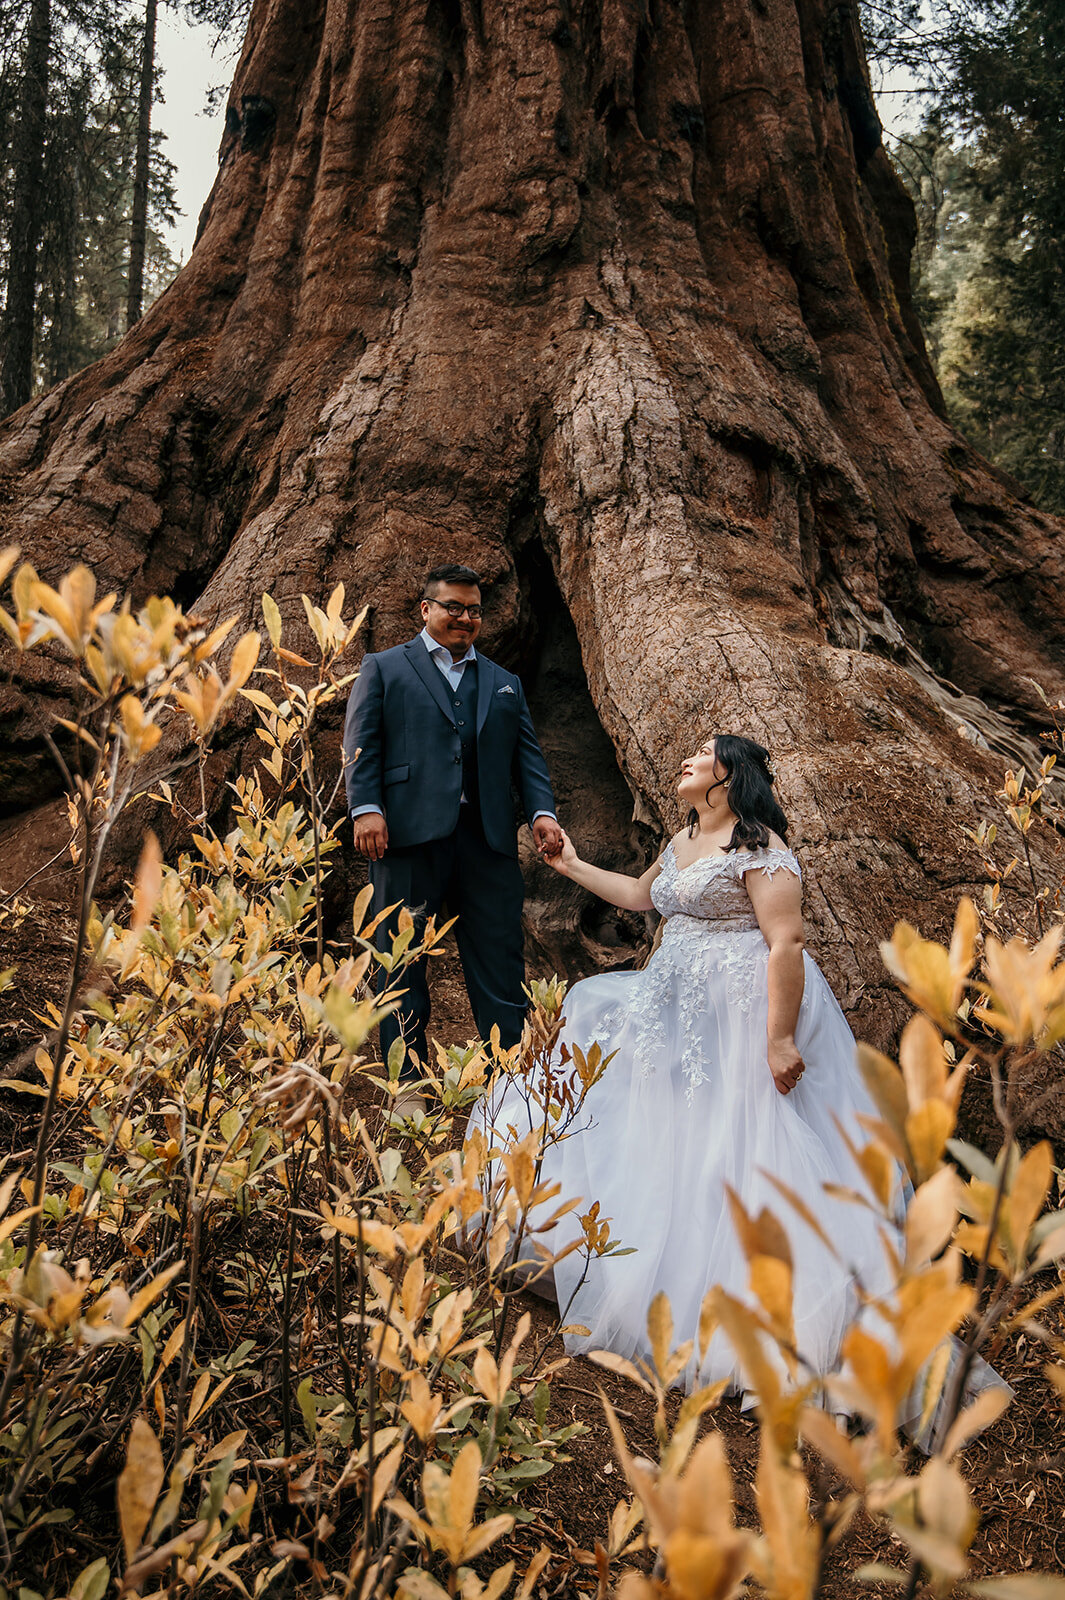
[126,0,159,330]
[1,0,1064,1104]
[43,149,80,388]
[0,0,51,415]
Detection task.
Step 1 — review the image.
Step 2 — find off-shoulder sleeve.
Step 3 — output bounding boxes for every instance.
[735,847,802,880]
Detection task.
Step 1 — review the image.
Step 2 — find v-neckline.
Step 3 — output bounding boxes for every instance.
[667,841,738,876]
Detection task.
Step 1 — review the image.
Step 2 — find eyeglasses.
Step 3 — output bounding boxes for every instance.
[426,599,483,619]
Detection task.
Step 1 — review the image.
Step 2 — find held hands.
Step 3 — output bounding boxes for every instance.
[357,812,563,864]
[532,816,564,861]
[768,1036,805,1095]
[541,825,579,875]
[353,812,389,861]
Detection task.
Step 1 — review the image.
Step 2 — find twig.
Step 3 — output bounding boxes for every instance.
[557,1384,637,1420]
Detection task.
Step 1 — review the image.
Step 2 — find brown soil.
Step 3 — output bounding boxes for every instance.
[2,863,1064,1598]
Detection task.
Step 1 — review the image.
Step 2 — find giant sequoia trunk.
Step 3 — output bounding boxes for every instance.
[1,0,1064,1071]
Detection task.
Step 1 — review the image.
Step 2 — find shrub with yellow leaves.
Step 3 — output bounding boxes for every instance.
[589,878,1065,1600]
[0,554,610,1600]
[4,551,1065,1600]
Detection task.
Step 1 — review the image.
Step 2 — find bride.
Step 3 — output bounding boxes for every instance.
[484,733,905,1395]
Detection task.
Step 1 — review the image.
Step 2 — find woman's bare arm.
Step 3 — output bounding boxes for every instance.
[547,828,662,912]
[745,854,806,1093]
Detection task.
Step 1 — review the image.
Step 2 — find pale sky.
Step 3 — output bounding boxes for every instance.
[155,9,232,264]
[154,17,920,267]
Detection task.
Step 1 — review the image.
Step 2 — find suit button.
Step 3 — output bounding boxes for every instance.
[453,755,461,764]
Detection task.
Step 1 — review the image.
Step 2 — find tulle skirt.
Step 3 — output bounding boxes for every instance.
[481,927,901,1391]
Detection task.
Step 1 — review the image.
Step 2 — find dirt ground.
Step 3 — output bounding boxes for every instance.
[407,954,1065,1598]
[2,840,1064,1598]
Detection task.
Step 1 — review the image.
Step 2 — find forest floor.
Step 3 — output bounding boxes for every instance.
[1,843,1064,1598]
[420,955,1065,1599]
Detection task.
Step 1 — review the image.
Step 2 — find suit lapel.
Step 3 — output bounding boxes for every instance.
[405,640,457,728]
[476,655,494,735]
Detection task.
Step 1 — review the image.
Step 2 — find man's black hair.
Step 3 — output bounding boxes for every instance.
[422,563,482,597]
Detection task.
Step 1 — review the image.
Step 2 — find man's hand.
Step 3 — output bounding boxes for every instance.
[544,827,579,876]
[353,812,389,861]
[532,817,563,859]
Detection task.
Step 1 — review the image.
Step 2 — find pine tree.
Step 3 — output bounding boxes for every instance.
[866,0,1065,512]
[0,1,178,414]
[950,0,1065,509]
[1,0,51,414]
[181,0,249,34]
[126,0,158,329]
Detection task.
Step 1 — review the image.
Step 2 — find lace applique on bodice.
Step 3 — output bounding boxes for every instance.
[598,843,802,1102]
[650,842,801,926]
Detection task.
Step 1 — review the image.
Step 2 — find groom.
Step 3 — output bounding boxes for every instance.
[343,563,562,1071]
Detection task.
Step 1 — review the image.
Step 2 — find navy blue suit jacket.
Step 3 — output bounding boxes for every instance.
[342,640,556,858]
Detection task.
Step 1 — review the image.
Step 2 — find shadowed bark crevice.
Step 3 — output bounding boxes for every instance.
[0,0,1062,1081]
[515,536,657,979]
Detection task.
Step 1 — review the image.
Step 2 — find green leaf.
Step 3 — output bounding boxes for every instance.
[297,1376,317,1441]
[948,1139,998,1185]
[1030,1210,1065,1246]
[379,1148,404,1190]
[497,1457,554,1481]
[262,592,282,649]
[387,1036,408,1082]
[219,1108,242,1147]
[68,1559,110,1600]
[139,1321,156,1383]
[203,1450,238,1524]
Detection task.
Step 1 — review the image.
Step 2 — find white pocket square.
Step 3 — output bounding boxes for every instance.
[496,685,515,695]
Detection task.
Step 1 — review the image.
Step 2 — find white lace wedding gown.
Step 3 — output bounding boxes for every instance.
[484,842,904,1394]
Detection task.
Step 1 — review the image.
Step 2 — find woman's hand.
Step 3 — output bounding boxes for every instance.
[545,828,581,876]
[542,835,661,909]
[768,1036,805,1095]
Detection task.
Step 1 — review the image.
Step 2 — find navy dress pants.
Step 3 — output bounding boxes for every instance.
[368,808,527,1071]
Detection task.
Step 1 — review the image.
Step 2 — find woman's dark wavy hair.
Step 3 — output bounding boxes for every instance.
[686,734,789,851]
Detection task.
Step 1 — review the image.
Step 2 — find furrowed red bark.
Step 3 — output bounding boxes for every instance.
[0,0,1063,1106]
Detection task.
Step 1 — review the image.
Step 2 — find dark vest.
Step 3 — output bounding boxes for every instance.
[451,661,479,814]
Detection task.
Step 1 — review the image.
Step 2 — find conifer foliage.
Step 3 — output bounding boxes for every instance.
[0,0,181,416]
[866,0,1065,514]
